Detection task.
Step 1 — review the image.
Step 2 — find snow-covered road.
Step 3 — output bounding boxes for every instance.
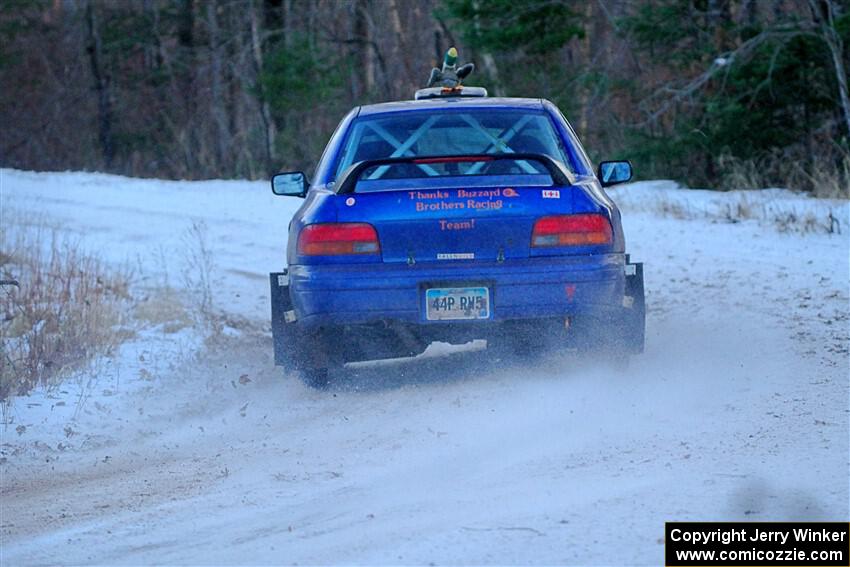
[1,170,848,565]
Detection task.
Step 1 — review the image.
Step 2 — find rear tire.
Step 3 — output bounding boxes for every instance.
[301,367,330,389]
[567,313,633,366]
[606,352,630,372]
[571,261,645,359]
[295,328,343,389]
[487,322,552,361]
[271,272,336,387]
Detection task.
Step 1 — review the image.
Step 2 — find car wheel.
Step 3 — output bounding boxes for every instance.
[296,327,344,389]
[488,323,553,361]
[605,352,630,371]
[301,367,330,389]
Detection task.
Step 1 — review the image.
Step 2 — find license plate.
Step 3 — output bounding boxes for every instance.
[425,287,490,321]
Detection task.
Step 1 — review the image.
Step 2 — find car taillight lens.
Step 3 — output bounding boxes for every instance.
[531,214,613,247]
[298,223,380,256]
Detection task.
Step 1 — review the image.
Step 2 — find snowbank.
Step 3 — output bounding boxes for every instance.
[610,180,848,233]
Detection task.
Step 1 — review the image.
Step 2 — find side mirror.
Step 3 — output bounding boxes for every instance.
[598,160,633,187]
[271,171,308,197]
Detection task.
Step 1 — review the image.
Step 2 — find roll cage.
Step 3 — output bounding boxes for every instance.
[335,110,571,181]
[334,153,577,194]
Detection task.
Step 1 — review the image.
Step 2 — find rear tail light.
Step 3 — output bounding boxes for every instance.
[297,223,380,256]
[531,214,613,247]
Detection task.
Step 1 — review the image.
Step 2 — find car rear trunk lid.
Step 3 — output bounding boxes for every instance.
[334,185,576,264]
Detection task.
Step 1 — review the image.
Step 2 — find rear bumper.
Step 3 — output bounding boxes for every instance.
[286,254,626,328]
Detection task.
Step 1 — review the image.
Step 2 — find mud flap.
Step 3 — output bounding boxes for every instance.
[270,271,336,376]
[624,261,646,353]
[269,270,294,367]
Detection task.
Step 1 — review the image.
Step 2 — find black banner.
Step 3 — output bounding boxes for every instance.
[665,522,850,566]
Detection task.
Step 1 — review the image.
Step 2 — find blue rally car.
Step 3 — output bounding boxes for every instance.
[269,87,644,387]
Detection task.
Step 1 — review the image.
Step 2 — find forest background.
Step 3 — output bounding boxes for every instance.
[1,0,848,196]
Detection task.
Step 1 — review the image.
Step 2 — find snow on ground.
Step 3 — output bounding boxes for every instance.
[613,180,848,233]
[1,169,848,565]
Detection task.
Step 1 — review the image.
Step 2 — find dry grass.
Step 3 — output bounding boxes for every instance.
[807,154,850,200]
[719,151,850,199]
[180,220,221,336]
[0,219,133,400]
[709,151,848,233]
[616,182,845,234]
[133,288,193,334]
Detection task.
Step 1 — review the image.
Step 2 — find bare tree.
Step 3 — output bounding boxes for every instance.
[85,0,114,169]
[206,0,232,173]
[250,0,276,172]
[807,0,850,137]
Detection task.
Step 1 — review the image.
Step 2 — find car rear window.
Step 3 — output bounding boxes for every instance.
[333,109,571,184]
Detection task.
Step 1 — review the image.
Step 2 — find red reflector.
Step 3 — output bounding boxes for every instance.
[298,223,380,256]
[531,214,612,247]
